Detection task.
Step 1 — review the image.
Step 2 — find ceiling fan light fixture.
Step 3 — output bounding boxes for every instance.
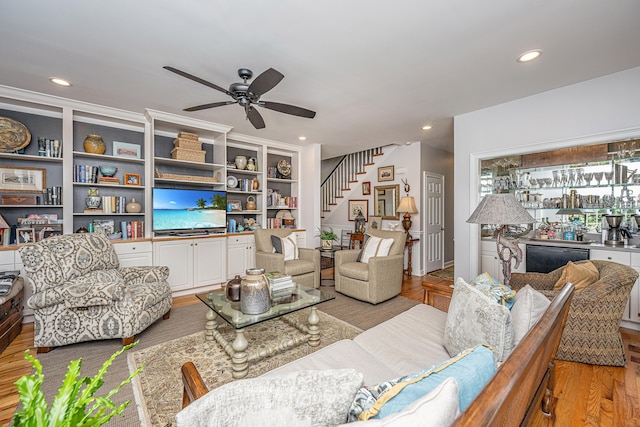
[517,49,542,63]
[49,77,71,87]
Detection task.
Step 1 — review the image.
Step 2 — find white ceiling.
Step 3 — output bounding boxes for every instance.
[2,0,640,159]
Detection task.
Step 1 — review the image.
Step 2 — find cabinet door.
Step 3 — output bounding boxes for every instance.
[481,253,500,280]
[246,235,256,269]
[154,240,193,291]
[194,238,226,287]
[589,249,630,264]
[227,236,247,279]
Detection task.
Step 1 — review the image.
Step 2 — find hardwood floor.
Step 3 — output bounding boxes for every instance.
[1,274,639,425]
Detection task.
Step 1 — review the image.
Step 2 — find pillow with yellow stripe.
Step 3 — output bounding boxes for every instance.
[359,234,394,264]
[347,345,495,422]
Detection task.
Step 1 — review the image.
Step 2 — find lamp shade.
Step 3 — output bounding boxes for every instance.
[397,196,418,214]
[466,194,535,225]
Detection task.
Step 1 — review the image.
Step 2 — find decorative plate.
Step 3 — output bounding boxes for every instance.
[276,159,292,177]
[226,175,238,188]
[0,117,31,152]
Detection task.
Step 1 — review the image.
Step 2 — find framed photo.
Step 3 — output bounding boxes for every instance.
[0,165,46,193]
[362,181,371,195]
[348,199,369,221]
[124,173,141,186]
[16,227,35,244]
[368,215,382,230]
[112,141,141,159]
[34,224,63,241]
[228,199,242,212]
[378,166,394,182]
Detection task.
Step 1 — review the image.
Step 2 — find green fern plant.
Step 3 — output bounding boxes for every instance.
[12,342,143,427]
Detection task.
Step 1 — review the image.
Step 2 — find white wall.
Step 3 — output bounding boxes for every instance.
[454,66,640,280]
[300,143,322,246]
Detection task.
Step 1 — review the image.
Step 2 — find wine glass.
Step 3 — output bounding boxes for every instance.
[604,171,613,185]
[594,171,604,186]
[583,172,593,186]
[575,168,584,186]
[560,170,568,187]
[568,169,576,187]
[552,170,561,187]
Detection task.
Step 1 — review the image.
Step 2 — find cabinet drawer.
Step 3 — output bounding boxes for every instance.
[227,235,250,245]
[113,241,152,255]
[590,249,630,264]
[0,251,14,265]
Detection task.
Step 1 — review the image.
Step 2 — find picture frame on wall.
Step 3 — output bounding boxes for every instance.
[0,165,46,193]
[124,173,141,186]
[362,181,371,195]
[348,199,369,221]
[368,215,382,230]
[112,141,141,159]
[378,166,394,182]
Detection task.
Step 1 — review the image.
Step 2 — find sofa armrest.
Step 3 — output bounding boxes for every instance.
[335,249,360,265]
[120,266,169,285]
[256,251,286,273]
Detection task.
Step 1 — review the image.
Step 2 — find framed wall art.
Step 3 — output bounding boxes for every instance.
[0,166,46,193]
[348,199,369,221]
[362,181,371,195]
[368,215,382,230]
[378,166,394,182]
[112,141,141,159]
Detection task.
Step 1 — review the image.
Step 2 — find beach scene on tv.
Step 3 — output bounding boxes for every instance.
[153,188,227,231]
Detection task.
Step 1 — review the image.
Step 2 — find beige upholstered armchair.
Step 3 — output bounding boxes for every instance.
[511,260,638,366]
[19,233,172,353]
[254,229,320,289]
[334,229,406,304]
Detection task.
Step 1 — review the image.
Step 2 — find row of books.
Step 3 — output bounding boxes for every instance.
[37,137,62,158]
[42,187,63,205]
[266,218,296,229]
[74,165,100,183]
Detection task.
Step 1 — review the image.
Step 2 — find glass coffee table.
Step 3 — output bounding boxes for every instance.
[196,284,335,379]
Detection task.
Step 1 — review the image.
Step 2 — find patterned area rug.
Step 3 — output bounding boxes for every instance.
[427,265,454,280]
[128,309,361,427]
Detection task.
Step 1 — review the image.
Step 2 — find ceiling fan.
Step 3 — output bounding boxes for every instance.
[163,66,316,129]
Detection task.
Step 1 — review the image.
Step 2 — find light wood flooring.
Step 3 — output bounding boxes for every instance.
[1,273,639,426]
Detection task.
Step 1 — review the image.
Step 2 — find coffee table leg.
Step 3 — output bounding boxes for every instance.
[308,306,320,347]
[204,308,218,341]
[232,329,249,379]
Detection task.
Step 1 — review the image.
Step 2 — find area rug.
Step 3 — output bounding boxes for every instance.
[427,265,454,280]
[128,309,361,427]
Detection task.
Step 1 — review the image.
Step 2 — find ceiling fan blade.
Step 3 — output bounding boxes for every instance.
[246,106,266,129]
[261,101,316,119]
[248,68,284,97]
[163,66,231,96]
[184,101,237,112]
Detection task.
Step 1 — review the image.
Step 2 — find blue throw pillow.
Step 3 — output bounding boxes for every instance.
[348,344,496,421]
[471,272,516,309]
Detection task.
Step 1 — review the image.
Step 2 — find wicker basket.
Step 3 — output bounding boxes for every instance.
[154,168,218,182]
[173,138,202,151]
[171,147,206,162]
[177,131,199,140]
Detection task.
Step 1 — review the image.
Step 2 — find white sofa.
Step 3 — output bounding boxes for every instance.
[177,281,574,426]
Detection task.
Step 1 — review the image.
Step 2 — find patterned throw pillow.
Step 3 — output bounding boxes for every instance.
[271,235,299,261]
[347,345,495,421]
[470,272,516,309]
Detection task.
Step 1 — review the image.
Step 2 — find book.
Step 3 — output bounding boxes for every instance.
[266,272,292,283]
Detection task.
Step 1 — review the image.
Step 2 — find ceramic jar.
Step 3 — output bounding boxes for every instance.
[83,133,106,154]
[85,187,101,209]
[125,198,142,213]
[234,155,248,170]
[245,195,256,211]
[240,268,270,314]
[226,275,242,302]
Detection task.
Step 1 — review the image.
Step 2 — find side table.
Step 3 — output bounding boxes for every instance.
[404,238,419,276]
[317,246,340,286]
[422,277,454,313]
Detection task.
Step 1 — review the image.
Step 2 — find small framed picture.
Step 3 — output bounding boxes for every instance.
[368,216,382,230]
[348,199,369,221]
[378,166,394,182]
[228,199,242,211]
[362,181,371,195]
[35,224,63,241]
[112,141,141,159]
[16,227,35,244]
[124,173,141,186]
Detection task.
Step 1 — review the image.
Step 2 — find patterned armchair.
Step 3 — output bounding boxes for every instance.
[254,229,320,289]
[19,233,172,353]
[511,260,638,366]
[334,229,406,304]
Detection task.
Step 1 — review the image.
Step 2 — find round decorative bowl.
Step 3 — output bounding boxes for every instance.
[99,165,118,177]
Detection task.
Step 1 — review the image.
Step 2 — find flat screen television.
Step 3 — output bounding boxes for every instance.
[152,188,227,234]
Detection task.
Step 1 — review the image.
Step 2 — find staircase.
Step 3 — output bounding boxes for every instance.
[321,147,384,217]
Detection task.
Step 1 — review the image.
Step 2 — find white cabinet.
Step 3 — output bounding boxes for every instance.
[480,240,526,282]
[227,234,256,279]
[589,249,630,264]
[154,236,226,292]
[113,241,152,267]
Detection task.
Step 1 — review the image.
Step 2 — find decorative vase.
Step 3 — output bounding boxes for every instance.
[125,198,142,213]
[234,155,247,170]
[226,275,242,302]
[85,187,101,209]
[83,133,106,154]
[321,239,333,250]
[252,177,260,191]
[240,268,270,314]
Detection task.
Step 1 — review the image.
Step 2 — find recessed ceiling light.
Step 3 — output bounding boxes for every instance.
[49,77,71,87]
[517,49,542,63]
[298,136,307,141]
[422,125,432,130]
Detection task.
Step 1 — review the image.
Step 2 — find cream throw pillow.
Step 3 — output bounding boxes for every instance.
[553,261,599,292]
[360,235,394,264]
[511,285,551,346]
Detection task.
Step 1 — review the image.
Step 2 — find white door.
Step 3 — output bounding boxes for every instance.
[423,171,444,273]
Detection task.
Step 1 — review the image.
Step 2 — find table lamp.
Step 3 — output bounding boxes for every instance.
[397,195,418,239]
[466,193,535,287]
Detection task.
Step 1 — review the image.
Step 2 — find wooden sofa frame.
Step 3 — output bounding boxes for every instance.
[180,283,575,426]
